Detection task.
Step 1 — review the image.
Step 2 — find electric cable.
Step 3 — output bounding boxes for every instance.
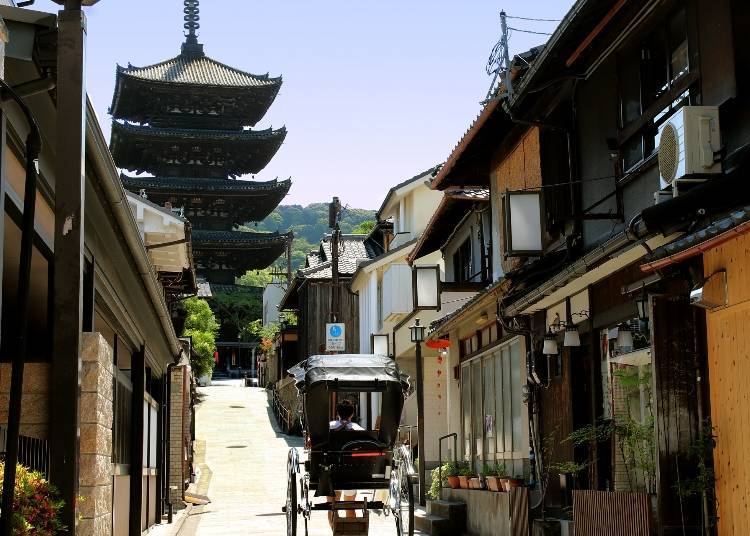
[508,26,553,36]
[505,15,561,22]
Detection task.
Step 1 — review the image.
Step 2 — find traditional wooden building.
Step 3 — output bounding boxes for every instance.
[109,0,292,289]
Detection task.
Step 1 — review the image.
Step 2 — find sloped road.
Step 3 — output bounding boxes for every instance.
[179,380,420,535]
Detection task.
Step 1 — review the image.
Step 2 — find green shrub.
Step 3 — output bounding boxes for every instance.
[0,462,66,535]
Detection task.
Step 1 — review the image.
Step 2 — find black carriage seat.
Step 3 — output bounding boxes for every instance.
[309,430,391,495]
[328,430,386,452]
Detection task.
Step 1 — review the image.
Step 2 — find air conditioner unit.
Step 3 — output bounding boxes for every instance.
[657,105,721,197]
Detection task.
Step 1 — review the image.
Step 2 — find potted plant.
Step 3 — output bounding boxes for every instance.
[551,461,588,506]
[483,462,506,492]
[503,474,525,492]
[458,464,474,489]
[444,461,460,489]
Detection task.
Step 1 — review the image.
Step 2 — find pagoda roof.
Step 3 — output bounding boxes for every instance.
[192,230,291,280]
[117,53,281,88]
[192,230,290,246]
[121,175,291,194]
[110,121,286,177]
[110,52,283,128]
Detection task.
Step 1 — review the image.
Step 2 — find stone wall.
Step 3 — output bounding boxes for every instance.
[78,333,114,536]
[0,362,50,439]
[169,364,189,506]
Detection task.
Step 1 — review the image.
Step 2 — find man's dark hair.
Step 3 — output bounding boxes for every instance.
[336,400,356,420]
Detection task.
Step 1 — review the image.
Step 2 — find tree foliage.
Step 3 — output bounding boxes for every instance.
[207,291,262,341]
[351,220,376,235]
[237,268,274,287]
[182,297,219,378]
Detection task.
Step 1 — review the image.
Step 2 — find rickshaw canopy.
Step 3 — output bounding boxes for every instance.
[289,354,410,394]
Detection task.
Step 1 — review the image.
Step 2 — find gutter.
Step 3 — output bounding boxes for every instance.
[85,98,183,362]
[641,219,750,272]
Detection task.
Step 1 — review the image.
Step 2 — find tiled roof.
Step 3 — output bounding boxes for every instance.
[112,121,286,141]
[647,206,750,263]
[121,175,291,193]
[118,53,281,88]
[299,234,382,280]
[193,230,290,246]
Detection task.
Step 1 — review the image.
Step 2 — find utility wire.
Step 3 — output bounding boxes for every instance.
[508,26,553,36]
[506,15,561,22]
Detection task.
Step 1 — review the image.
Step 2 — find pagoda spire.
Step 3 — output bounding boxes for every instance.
[182,0,204,56]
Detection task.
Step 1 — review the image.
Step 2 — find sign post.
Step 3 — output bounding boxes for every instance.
[326,323,345,353]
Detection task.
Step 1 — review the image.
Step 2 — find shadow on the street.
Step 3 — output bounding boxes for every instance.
[264,400,304,447]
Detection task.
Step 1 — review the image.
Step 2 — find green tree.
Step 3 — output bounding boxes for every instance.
[237,268,273,287]
[351,220,376,234]
[182,298,219,378]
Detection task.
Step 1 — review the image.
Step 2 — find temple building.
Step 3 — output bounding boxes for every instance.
[109,0,293,373]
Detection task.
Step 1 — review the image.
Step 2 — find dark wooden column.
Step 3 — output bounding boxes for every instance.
[49,7,87,533]
[129,346,146,535]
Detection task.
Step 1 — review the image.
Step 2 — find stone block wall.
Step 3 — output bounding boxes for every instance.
[0,363,50,439]
[169,364,188,506]
[78,333,114,536]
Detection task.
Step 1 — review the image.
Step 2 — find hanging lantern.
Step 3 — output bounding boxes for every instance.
[543,329,558,355]
[616,323,633,349]
[563,324,581,347]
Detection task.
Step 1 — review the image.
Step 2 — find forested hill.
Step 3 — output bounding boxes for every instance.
[242,203,376,268]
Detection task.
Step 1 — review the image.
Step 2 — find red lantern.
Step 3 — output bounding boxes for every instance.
[426,339,450,349]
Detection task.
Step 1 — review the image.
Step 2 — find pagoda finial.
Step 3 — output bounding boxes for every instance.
[182,0,204,56]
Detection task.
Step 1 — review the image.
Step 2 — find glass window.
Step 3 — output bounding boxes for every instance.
[453,238,473,283]
[618,8,690,170]
[460,337,528,472]
[1,209,52,362]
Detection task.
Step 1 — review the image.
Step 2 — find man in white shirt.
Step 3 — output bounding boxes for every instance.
[329,399,364,431]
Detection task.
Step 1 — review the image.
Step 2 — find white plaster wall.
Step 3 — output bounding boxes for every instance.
[262,284,286,326]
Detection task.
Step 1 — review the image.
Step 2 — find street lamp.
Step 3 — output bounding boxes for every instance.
[409,318,427,506]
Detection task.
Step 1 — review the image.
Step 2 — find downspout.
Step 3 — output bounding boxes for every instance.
[164,361,177,523]
[85,100,182,359]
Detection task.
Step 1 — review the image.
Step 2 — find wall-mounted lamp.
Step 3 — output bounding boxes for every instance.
[616,323,634,349]
[371,333,390,357]
[635,292,649,321]
[543,329,558,356]
[544,310,588,354]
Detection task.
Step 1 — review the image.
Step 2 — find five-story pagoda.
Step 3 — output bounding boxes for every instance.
[110,0,292,287]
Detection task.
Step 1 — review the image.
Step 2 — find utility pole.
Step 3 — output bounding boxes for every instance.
[329,197,341,324]
[500,10,513,100]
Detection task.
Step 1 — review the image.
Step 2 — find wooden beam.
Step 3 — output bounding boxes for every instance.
[129,346,146,536]
[566,0,629,68]
[49,9,87,534]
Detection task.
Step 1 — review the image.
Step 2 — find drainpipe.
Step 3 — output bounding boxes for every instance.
[164,360,177,523]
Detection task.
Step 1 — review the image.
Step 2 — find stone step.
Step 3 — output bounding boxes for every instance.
[414,510,453,536]
[427,499,466,520]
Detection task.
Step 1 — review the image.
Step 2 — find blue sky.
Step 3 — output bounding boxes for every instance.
[32,1,570,209]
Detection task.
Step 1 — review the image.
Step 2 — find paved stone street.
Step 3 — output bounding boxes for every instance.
[179,380,422,535]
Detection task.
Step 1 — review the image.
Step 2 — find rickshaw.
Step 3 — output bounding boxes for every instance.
[284,354,416,536]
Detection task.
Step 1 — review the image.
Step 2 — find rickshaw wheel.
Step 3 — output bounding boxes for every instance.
[286,449,298,536]
[394,466,414,536]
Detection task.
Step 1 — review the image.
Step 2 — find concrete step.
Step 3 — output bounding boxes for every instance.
[414,510,453,536]
[427,499,466,520]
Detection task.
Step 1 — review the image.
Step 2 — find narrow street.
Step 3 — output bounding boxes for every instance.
[180,380,421,535]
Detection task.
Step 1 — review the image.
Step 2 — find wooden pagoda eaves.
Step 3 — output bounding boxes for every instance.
[110,121,287,178]
[121,175,292,227]
[192,230,293,282]
[109,54,282,129]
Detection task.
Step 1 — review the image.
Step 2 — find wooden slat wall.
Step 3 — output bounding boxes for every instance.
[651,295,702,532]
[573,490,651,536]
[301,282,360,359]
[704,231,750,535]
[510,487,529,536]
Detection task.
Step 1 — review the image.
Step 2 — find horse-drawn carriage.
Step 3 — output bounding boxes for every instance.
[284,354,416,536]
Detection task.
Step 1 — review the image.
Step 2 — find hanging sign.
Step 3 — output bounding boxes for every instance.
[326,323,345,352]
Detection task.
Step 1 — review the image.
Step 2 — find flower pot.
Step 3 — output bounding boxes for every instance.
[503,478,523,491]
[469,477,481,489]
[486,476,501,492]
[447,476,460,489]
[458,476,470,489]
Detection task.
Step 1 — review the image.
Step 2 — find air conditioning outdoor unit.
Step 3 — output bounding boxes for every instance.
[657,105,721,198]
